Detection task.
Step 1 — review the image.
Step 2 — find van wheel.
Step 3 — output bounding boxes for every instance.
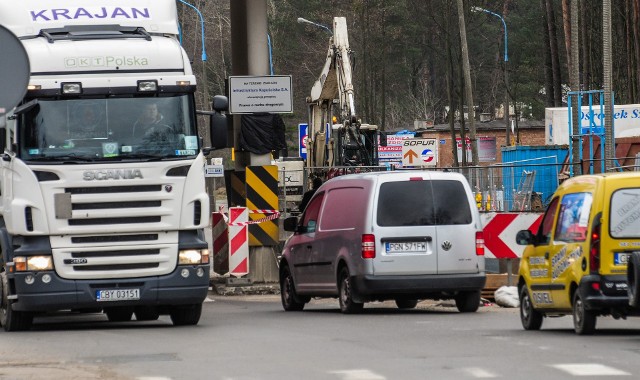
[395,299,418,309]
[519,287,543,330]
[105,307,134,322]
[170,304,202,326]
[280,266,306,311]
[628,252,640,308]
[455,291,480,313]
[339,268,363,314]
[0,272,33,331]
[573,291,596,335]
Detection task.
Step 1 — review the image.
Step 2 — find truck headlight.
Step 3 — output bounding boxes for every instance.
[13,256,54,271]
[178,249,210,265]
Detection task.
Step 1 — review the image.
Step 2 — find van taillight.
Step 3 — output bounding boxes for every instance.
[362,234,376,259]
[476,231,485,256]
[590,213,601,274]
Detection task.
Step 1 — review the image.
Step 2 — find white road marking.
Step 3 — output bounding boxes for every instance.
[551,364,631,376]
[329,369,386,380]
[463,367,498,378]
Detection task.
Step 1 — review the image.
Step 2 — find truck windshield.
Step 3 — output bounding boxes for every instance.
[18,95,199,161]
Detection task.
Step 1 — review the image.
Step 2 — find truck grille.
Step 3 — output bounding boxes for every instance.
[63,184,168,227]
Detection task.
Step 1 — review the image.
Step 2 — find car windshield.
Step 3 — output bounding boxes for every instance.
[18,95,199,162]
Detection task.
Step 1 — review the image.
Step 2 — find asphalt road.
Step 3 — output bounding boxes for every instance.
[1,293,640,380]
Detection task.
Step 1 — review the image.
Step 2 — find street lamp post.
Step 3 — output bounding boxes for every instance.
[297,17,333,35]
[472,6,511,145]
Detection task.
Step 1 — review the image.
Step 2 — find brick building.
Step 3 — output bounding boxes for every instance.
[413,119,546,167]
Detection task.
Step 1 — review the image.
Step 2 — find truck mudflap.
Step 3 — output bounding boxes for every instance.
[10,265,210,312]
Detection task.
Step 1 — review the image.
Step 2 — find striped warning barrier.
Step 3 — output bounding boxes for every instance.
[246,165,279,246]
[211,212,229,275]
[228,207,249,277]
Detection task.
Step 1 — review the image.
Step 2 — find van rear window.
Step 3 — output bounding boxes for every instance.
[377,180,471,226]
[610,188,640,238]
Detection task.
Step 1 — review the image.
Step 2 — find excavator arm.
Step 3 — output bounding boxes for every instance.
[305,17,378,173]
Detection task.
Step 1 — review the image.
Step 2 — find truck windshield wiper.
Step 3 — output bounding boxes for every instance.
[120,153,166,161]
[27,155,93,163]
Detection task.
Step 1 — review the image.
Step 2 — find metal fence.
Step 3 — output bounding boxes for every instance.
[275,156,640,216]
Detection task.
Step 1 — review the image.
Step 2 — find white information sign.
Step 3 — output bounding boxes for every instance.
[401,138,438,167]
[228,75,293,114]
[205,164,224,178]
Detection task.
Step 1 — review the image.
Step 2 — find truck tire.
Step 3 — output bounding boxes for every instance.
[338,267,363,314]
[170,303,202,326]
[519,286,543,330]
[628,252,640,308]
[573,291,596,335]
[280,265,306,311]
[0,272,33,331]
[455,291,481,313]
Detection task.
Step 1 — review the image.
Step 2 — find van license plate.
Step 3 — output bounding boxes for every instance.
[386,242,427,253]
[96,289,140,302]
[614,252,631,265]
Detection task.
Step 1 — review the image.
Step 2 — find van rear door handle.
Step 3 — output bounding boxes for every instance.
[544,252,549,259]
[306,245,312,249]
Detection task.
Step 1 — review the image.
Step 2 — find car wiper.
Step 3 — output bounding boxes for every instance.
[27,155,93,163]
[117,153,166,161]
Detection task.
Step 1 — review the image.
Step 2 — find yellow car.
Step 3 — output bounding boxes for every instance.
[516,172,640,334]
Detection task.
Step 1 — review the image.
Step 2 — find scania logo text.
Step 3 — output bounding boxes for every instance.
[83,169,143,181]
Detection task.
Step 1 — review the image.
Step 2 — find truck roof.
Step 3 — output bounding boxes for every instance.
[0,0,179,38]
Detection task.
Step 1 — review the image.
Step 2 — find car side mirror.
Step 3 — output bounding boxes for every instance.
[283,216,299,232]
[516,230,536,245]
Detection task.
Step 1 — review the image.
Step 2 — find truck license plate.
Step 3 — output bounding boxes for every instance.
[96,289,140,302]
[386,242,427,253]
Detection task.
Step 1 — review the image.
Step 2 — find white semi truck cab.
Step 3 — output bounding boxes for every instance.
[0,0,226,330]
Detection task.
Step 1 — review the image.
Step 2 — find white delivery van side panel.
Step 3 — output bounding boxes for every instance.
[0,0,180,38]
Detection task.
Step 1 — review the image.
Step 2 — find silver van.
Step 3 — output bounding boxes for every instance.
[279,171,486,313]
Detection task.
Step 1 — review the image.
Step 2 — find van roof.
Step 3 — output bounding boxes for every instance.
[326,170,467,183]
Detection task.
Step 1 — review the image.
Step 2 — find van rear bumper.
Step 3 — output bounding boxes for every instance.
[352,273,486,300]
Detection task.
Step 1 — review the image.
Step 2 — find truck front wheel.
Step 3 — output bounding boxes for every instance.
[170,303,202,326]
[0,272,33,331]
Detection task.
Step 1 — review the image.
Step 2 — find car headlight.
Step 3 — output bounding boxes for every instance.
[178,249,210,265]
[13,256,54,271]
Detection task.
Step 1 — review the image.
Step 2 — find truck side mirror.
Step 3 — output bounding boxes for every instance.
[209,95,228,150]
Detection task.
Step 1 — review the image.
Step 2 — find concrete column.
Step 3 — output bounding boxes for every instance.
[230,0,279,283]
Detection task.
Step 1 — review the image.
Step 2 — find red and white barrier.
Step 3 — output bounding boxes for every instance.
[228,207,249,277]
[481,213,543,259]
[211,212,229,275]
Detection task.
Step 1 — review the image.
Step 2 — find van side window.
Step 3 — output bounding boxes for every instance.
[554,192,592,242]
[320,187,365,230]
[537,197,559,245]
[300,192,324,233]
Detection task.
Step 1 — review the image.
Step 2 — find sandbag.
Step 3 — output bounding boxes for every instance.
[494,286,520,308]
